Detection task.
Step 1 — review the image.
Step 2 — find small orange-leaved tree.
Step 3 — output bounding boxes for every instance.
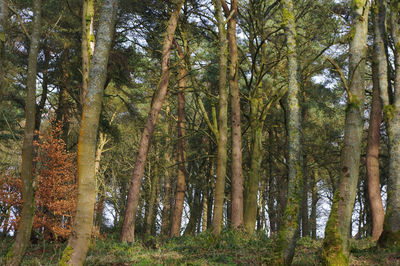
[33,122,77,240]
[0,171,22,235]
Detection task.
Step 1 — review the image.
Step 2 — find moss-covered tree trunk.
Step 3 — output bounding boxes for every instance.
[322,0,370,264]
[275,0,302,264]
[378,1,400,247]
[0,0,7,99]
[121,0,184,242]
[59,0,117,265]
[368,0,386,241]
[6,1,41,265]
[81,0,95,106]
[211,0,228,236]
[170,37,188,237]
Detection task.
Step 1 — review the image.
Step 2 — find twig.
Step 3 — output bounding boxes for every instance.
[326,56,351,98]
[7,2,30,40]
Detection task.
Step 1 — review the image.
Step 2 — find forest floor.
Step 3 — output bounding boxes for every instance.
[1,230,399,265]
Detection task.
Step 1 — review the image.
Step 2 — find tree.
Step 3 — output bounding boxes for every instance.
[378,0,400,247]
[322,0,370,264]
[5,0,41,264]
[368,0,386,242]
[0,0,6,99]
[211,0,228,236]
[275,0,303,264]
[121,0,185,242]
[60,0,118,264]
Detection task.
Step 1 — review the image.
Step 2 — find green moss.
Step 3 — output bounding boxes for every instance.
[383,104,396,122]
[322,191,349,266]
[0,32,5,42]
[352,0,364,9]
[345,94,360,113]
[5,243,14,263]
[282,7,295,27]
[59,245,73,266]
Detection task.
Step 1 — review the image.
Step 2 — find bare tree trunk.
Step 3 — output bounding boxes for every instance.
[275,0,303,264]
[170,38,187,237]
[59,0,117,264]
[121,1,184,242]
[227,0,244,230]
[145,162,159,236]
[323,0,370,264]
[5,1,40,265]
[379,1,400,247]
[301,156,309,237]
[368,3,386,240]
[211,0,228,236]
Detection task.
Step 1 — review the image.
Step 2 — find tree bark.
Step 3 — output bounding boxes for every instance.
[161,103,172,237]
[81,0,95,106]
[227,0,244,230]
[301,156,309,237]
[145,161,159,236]
[0,0,7,99]
[121,1,184,242]
[59,0,117,264]
[211,0,229,236]
[170,38,188,237]
[323,0,370,264]
[310,170,318,239]
[5,1,40,265]
[368,2,386,240]
[378,0,400,247]
[275,0,303,264]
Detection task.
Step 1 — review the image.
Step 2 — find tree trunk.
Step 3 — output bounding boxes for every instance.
[275,0,303,264]
[227,0,244,230]
[379,1,400,248]
[301,156,309,237]
[5,1,40,265]
[145,162,159,236]
[310,170,318,239]
[211,0,228,236]
[0,0,7,99]
[161,102,172,237]
[59,0,117,264]
[170,36,188,237]
[368,3,386,240]
[81,0,95,106]
[322,0,370,264]
[121,0,184,242]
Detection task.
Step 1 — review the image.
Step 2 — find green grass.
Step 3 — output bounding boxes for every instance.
[1,231,399,265]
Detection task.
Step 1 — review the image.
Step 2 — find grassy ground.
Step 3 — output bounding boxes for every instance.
[1,230,399,265]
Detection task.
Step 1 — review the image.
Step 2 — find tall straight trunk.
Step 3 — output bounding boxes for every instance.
[184,184,202,235]
[379,1,400,247]
[368,2,386,240]
[0,0,6,99]
[161,102,172,236]
[145,163,159,235]
[275,0,302,264]
[310,170,318,239]
[81,0,95,106]
[121,1,184,242]
[170,39,188,237]
[227,0,244,230]
[59,0,117,264]
[301,156,309,237]
[323,0,370,264]
[6,1,40,265]
[211,0,228,236]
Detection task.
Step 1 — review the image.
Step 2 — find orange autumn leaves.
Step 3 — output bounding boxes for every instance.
[0,122,77,240]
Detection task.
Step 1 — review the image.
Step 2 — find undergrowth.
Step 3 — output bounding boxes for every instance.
[1,231,399,265]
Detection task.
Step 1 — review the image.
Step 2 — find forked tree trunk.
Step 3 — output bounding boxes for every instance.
[379,1,400,247]
[170,38,188,237]
[121,1,184,242]
[368,2,386,240]
[275,0,303,264]
[211,0,228,236]
[5,1,40,265]
[59,0,117,264]
[322,0,370,264]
